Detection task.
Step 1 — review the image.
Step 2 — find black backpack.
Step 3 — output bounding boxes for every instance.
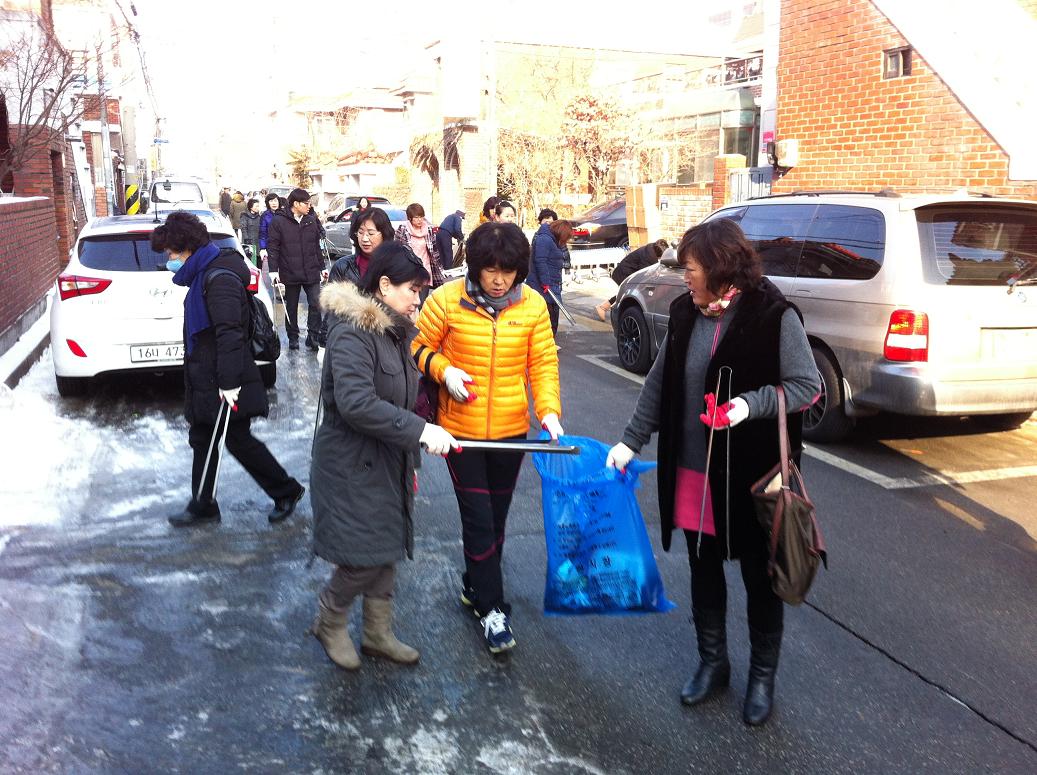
[204,268,281,362]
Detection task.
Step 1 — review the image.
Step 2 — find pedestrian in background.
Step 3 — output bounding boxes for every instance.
[395,203,446,295]
[258,193,280,266]
[268,188,325,352]
[317,207,396,346]
[436,209,465,269]
[412,221,562,654]
[479,196,499,224]
[605,218,819,726]
[347,196,374,245]
[537,208,557,224]
[239,198,261,264]
[494,200,517,224]
[309,242,458,670]
[153,211,304,528]
[526,218,572,337]
[230,191,246,237]
[219,187,232,220]
[596,239,670,321]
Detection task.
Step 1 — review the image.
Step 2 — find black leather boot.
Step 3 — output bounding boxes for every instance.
[743,626,783,726]
[680,607,730,706]
[169,498,221,527]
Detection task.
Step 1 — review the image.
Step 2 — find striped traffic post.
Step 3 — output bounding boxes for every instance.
[125,184,140,215]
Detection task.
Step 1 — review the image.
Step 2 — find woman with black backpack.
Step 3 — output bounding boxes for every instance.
[153,211,304,528]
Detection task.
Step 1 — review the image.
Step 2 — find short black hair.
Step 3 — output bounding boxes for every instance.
[246,198,259,210]
[350,207,395,250]
[150,210,210,254]
[494,200,516,217]
[481,196,499,219]
[287,188,310,206]
[465,222,530,282]
[360,241,430,294]
[264,193,279,208]
[537,208,558,222]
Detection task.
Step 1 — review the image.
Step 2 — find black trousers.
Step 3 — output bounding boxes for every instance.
[546,302,559,335]
[283,281,321,343]
[684,532,783,635]
[189,415,296,503]
[446,437,525,615]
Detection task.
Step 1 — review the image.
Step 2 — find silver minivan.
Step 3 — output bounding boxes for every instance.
[611,192,1037,442]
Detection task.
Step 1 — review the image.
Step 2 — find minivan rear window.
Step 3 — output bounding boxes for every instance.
[79,235,239,271]
[917,208,1037,287]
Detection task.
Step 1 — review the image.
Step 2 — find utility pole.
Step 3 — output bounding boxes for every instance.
[97,56,117,215]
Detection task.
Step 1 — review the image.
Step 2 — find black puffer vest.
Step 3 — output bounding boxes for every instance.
[657,278,803,558]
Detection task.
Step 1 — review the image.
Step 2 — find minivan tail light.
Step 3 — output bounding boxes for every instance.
[884,310,929,362]
[58,274,112,301]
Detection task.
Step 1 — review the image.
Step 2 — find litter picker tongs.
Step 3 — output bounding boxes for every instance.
[438,439,581,455]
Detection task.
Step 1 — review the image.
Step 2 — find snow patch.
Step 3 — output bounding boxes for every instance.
[477,738,610,775]
[105,493,170,519]
[383,727,461,774]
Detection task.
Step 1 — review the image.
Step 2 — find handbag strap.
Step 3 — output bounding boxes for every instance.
[776,385,791,487]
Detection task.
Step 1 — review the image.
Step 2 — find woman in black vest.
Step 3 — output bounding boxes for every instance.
[606,218,819,725]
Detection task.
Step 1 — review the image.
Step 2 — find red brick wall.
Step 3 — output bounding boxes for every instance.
[0,198,60,338]
[774,0,1037,199]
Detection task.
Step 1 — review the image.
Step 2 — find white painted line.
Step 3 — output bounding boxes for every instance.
[578,352,1037,491]
[576,354,645,385]
[802,446,903,488]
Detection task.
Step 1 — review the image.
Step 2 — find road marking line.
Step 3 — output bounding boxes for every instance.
[576,354,645,385]
[578,352,1037,490]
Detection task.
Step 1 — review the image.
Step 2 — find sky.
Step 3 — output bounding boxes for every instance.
[128,0,755,179]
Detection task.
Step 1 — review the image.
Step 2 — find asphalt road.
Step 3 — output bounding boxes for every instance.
[1,280,1035,773]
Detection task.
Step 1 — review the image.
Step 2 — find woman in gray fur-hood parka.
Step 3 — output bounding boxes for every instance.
[309,243,457,670]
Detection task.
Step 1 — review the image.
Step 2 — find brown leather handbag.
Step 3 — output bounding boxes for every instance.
[750,386,828,605]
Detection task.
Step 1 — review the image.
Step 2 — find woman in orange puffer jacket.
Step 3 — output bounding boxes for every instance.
[413,222,562,654]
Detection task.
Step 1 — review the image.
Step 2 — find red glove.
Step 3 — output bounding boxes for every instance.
[542,285,550,294]
[699,393,749,429]
[464,378,477,403]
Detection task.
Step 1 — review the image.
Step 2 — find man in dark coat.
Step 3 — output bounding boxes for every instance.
[596,239,670,320]
[267,187,325,351]
[153,211,304,528]
[435,210,465,269]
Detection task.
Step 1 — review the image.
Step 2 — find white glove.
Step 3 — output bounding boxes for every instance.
[268,271,279,284]
[443,366,474,402]
[260,249,268,260]
[219,386,241,410]
[605,442,635,472]
[725,396,750,428]
[541,412,564,441]
[419,423,459,456]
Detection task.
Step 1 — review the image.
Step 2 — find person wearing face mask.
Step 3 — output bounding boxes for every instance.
[412,221,562,655]
[309,242,459,670]
[153,211,304,528]
[316,208,396,347]
[605,218,818,726]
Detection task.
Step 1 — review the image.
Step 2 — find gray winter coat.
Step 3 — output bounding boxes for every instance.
[310,282,426,567]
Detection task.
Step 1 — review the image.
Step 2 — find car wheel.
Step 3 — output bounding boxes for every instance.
[802,348,854,443]
[260,362,277,388]
[55,375,89,398]
[978,411,1033,431]
[616,305,652,374]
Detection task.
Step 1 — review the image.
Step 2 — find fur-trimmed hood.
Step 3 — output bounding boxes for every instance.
[320,281,411,335]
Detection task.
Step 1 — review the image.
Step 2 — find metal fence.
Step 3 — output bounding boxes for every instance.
[728,167,773,203]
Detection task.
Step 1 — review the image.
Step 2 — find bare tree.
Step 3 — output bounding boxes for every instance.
[560,95,633,199]
[497,128,566,222]
[0,25,90,191]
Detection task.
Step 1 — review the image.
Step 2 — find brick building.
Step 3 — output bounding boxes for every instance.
[771,0,1037,198]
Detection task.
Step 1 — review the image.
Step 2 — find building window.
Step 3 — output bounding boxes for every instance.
[883,47,912,79]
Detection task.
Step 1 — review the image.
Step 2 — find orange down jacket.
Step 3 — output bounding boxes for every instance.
[412,278,561,440]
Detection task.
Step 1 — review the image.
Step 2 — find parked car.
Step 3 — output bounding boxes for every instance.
[611,191,1037,442]
[569,197,629,252]
[52,212,277,397]
[323,200,403,258]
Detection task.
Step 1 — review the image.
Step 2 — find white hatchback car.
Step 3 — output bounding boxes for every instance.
[52,212,276,397]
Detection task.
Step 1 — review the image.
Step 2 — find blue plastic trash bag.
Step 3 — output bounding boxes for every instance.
[532,434,676,616]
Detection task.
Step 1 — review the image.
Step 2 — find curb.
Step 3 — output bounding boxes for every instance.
[1,294,52,390]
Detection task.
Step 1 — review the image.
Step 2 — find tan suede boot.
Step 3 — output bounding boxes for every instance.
[360,596,420,664]
[309,599,360,670]
[595,301,611,322]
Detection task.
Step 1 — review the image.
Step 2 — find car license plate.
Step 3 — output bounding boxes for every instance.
[130,342,184,363]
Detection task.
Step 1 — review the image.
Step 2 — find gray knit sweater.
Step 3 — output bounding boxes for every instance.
[620,298,819,471]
